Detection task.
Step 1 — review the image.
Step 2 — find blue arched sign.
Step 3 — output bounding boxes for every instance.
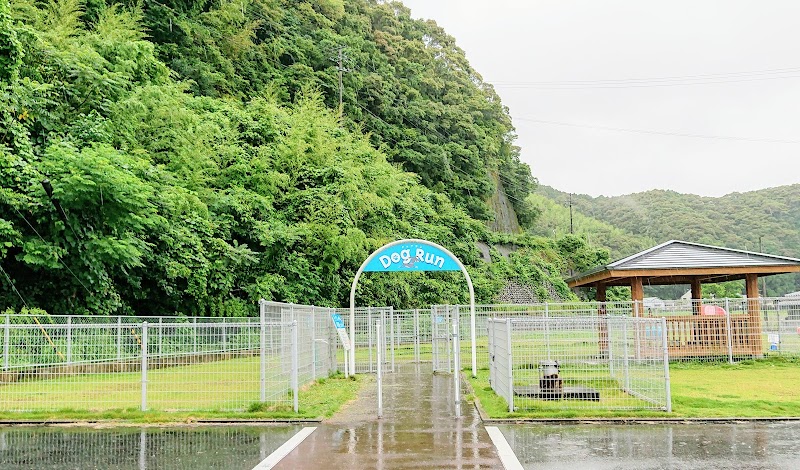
[350,239,477,382]
[363,241,462,272]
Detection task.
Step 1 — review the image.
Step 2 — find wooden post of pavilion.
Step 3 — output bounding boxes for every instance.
[745,273,763,356]
[691,278,702,315]
[690,277,703,351]
[596,282,608,358]
[630,276,644,317]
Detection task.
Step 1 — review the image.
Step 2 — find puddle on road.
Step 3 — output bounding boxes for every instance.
[0,424,301,470]
[499,421,800,469]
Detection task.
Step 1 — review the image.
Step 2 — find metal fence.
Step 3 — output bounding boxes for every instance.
[333,306,402,374]
[488,316,671,412]
[456,298,800,366]
[0,301,339,413]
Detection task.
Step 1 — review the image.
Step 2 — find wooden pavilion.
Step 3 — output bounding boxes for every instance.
[566,240,800,358]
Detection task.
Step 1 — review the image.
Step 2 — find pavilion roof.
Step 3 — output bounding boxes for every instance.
[566,240,800,288]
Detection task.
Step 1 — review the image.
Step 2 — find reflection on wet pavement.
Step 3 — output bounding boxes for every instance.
[500,421,800,470]
[0,425,300,470]
[274,363,502,469]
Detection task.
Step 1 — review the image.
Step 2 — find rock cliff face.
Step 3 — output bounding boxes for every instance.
[488,172,521,233]
[495,280,565,303]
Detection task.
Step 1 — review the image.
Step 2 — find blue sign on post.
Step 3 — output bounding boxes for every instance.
[331,313,346,330]
[331,313,350,352]
[363,242,461,272]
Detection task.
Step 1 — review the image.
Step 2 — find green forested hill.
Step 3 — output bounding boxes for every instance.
[0,0,584,316]
[527,192,655,260]
[536,185,800,296]
[136,0,536,225]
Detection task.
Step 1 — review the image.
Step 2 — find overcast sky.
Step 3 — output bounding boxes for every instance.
[400,1,800,197]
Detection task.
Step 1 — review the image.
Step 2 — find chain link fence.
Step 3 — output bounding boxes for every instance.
[488,316,670,412]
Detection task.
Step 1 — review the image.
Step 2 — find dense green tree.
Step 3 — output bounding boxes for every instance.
[0,0,571,316]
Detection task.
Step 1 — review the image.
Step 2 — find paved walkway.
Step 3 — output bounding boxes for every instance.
[274,363,503,469]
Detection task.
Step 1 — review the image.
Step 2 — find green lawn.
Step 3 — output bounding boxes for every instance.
[669,357,800,417]
[468,356,800,419]
[0,356,363,422]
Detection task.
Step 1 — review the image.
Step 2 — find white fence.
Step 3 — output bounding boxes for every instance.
[457,298,800,366]
[0,301,339,412]
[488,316,671,412]
[4,297,795,414]
[332,306,396,374]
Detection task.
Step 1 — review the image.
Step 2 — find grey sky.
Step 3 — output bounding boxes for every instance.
[400,1,800,197]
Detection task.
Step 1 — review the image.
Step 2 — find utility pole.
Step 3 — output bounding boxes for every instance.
[569,193,574,234]
[331,46,349,122]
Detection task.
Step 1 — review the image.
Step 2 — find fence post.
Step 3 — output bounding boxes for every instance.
[66,316,72,364]
[141,322,148,411]
[622,319,630,391]
[452,320,461,418]
[454,305,460,371]
[431,308,437,371]
[446,306,453,373]
[608,317,615,376]
[192,318,198,354]
[414,309,420,363]
[222,318,227,352]
[725,298,733,363]
[311,306,316,381]
[376,319,383,419]
[488,319,495,388]
[367,307,373,373]
[3,314,9,370]
[396,316,401,367]
[544,302,551,361]
[158,318,163,357]
[506,318,513,413]
[116,317,122,360]
[259,299,266,402]
[291,320,298,413]
[389,307,395,373]
[661,317,672,413]
[635,300,642,360]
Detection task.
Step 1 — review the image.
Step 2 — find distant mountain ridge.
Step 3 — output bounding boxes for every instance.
[533,184,800,295]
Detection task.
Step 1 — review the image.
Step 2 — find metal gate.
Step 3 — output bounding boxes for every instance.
[345,307,396,374]
[432,305,457,373]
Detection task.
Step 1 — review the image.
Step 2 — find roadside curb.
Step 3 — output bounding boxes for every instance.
[481,417,800,425]
[0,418,322,426]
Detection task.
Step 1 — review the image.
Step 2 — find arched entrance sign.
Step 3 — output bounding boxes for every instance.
[349,239,477,377]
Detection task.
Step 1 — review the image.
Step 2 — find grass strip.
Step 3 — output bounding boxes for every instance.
[469,356,800,419]
[0,373,363,424]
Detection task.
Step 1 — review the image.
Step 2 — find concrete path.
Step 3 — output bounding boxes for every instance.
[274,363,504,469]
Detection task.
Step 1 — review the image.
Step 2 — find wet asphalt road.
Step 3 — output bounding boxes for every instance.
[1,362,800,469]
[500,421,800,470]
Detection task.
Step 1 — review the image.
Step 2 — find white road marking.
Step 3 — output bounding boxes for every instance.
[486,426,524,470]
[251,426,317,470]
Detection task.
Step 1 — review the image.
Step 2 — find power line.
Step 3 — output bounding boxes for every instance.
[489,66,800,89]
[0,264,29,309]
[515,117,800,144]
[10,205,93,295]
[493,74,800,90]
